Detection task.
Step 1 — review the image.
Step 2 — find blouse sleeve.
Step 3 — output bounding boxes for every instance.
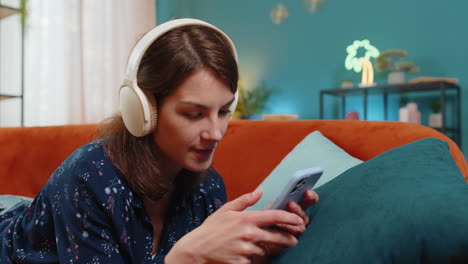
[44,145,130,263]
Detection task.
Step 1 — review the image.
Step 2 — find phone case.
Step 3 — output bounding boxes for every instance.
[269,167,323,210]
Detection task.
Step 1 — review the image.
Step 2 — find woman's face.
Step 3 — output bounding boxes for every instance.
[153,69,235,174]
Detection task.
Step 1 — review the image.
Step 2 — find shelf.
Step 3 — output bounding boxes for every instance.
[0,5,19,19]
[319,81,462,146]
[321,81,460,97]
[433,127,460,133]
[0,94,22,100]
[0,3,24,126]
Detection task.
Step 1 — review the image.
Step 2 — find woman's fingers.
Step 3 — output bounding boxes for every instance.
[299,190,319,210]
[249,244,267,257]
[231,240,267,257]
[288,202,308,224]
[255,227,298,247]
[271,198,313,235]
[221,189,263,212]
[233,211,300,246]
[244,209,303,228]
[274,223,305,236]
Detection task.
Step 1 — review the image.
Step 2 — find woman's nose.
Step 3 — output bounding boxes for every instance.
[201,120,223,141]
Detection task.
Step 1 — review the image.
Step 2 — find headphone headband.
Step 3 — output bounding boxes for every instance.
[124,18,238,82]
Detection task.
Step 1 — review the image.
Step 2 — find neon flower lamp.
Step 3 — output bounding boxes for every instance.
[345,39,380,87]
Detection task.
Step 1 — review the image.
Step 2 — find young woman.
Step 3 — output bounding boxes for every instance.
[0,18,318,263]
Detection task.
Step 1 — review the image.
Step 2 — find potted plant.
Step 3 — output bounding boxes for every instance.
[375,49,420,84]
[428,100,443,128]
[234,82,277,119]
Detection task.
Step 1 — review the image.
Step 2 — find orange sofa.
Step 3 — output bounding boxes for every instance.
[0,120,466,200]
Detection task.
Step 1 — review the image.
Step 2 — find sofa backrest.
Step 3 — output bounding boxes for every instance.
[212,120,467,200]
[0,120,466,200]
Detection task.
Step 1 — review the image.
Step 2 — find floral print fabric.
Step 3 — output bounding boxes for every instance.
[0,140,226,263]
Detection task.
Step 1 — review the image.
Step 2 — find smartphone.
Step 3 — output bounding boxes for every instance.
[268,167,323,211]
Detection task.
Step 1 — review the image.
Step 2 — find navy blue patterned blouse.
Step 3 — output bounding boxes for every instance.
[0,140,227,263]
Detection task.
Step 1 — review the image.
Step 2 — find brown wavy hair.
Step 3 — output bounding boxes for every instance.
[98,24,238,201]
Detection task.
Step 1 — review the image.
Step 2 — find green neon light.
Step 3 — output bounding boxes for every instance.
[345,39,380,73]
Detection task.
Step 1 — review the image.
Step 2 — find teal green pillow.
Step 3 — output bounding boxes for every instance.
[247,131,362,211]
[273,138,468,263]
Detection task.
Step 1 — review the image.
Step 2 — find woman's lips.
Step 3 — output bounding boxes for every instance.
[192,148,214,158]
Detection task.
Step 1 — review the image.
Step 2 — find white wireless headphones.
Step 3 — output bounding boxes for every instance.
[120,18,239,137]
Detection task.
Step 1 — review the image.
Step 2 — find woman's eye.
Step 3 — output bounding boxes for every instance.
[219,109,232,116]
[184,113,201,119]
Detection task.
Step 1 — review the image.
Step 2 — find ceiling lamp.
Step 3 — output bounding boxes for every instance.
[270,3,288,24]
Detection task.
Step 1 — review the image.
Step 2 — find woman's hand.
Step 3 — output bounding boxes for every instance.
[273,189,319,236]
[254,189,319,261]
[165,189,305,264]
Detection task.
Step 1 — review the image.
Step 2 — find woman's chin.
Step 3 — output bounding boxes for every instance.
[184,161,212,173]
[187,165,210,173]
[182,153,213,171]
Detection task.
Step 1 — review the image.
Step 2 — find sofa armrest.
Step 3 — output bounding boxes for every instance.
[0,124,97,197]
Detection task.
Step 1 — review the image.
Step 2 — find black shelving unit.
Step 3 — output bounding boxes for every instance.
[0,3,24,125]
[319,81,461,145]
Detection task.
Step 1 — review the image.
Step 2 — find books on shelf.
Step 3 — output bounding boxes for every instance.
[409,77,459,84]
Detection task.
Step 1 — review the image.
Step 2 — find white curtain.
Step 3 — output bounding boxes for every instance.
[24,0,156,126]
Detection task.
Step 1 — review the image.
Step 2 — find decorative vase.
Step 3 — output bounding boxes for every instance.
[399,102,420,124]
[341,81,353,89]
[344,111,360,120]
[429,113,443,128]
[388,71,406,84]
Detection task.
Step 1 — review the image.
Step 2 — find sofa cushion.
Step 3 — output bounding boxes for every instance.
[247,131,362,211]
[273,138,468,263]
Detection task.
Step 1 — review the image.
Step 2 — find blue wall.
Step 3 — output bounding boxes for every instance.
[157,0,468,155]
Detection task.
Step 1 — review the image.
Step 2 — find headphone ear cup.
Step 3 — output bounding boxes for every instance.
[229,90,239,113]
[120,85,158,137]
